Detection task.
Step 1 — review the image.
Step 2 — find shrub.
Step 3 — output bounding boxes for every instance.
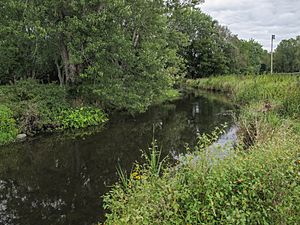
[55,107,108,129]
[0,80,108,136]
[0,105,18,145]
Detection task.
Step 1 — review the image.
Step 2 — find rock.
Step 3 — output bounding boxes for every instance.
[16,134,27,140]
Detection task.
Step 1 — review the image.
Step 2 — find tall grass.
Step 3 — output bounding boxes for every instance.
[103,74,300,224]
[187,74,300,117]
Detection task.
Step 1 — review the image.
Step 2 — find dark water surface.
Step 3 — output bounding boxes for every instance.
[0,92,234,225]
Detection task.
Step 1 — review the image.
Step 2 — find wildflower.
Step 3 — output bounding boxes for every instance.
[131,172,138,177]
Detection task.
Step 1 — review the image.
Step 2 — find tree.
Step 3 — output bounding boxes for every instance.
[1,0,189,112]
[0,1,54,83]
[172,8,230,78]
[275,36,300,73]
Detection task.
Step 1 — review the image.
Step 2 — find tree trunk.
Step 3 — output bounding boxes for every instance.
[61,42,76,84]
[31,69,36,79]
[55,58,64,87]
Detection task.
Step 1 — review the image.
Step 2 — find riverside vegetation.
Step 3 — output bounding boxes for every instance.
[0,79,108,145]
[1,1,298,145]
[103,74,300,224]
[0,0,276,145]
[1,0,300,223]
[0,78,180,145]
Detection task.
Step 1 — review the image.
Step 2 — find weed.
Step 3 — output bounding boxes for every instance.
[0,105,18,145]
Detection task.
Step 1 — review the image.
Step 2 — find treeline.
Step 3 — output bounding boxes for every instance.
[0,1,268,85]
[274,36,300,73]
[2,0,299,113]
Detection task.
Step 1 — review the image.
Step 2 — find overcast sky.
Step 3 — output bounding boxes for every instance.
[200,0,300,50]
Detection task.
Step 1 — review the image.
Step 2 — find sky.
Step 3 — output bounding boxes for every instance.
[200,0,300,50]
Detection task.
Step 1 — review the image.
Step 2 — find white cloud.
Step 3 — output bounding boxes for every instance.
[200,0,300,50]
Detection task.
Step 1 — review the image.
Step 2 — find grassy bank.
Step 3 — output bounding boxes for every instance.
[0,79,108,145]
[186,74,300,117]
[103,74,300,224]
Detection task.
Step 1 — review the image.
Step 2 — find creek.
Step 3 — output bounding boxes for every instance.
[0,92,235,225]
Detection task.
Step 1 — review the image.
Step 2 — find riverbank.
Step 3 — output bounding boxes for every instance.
[0,79,180,146]
[0,92,234,224]
[0,80,107,145]
[103,74,300,224]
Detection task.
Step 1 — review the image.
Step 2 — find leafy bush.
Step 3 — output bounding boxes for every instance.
[0,105,18,145]
[56,107,108,129]
[0,79,70,134]
[0,80,108,139]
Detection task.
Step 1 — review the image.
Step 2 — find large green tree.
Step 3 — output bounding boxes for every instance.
[170,7,266,78]
[236,39,265,74]
[0,1,55,83]
[1,0,193,112]
[172,8,229,78]
[274,36,300,73]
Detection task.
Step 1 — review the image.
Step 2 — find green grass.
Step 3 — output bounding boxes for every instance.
[103,74,300,224]
[186,74,300,117]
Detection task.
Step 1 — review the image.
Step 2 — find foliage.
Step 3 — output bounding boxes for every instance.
[171,7,266,78]
[0,0,186,112]
[174,8,229,77]
[104,124,299,224]
[0,80,108,144]
[114,140,166,193]
[0,1,56,84]
[56,107,107,129]
[237,39,267,74]
[0,105,18,145]
[0,0,270,113]
[188,74,300,117]
[275,36,300,73]
[0,79,70,134]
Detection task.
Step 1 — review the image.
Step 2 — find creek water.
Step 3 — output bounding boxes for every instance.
[0,92,235,225]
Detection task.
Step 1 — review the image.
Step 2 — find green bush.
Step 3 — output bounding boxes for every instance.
[0,105,18,145]
[56,107,108,129]
[0,80,108,136]
[0,79,70,134]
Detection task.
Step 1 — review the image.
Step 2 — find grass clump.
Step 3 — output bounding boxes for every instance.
[187,74,300,117]
[56,107,108,129]
[0,105,18,145]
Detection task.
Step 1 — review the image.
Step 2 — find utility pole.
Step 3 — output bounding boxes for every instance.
[270,34,275,74]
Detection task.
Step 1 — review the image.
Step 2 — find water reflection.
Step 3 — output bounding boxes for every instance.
[0,93,234,225]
